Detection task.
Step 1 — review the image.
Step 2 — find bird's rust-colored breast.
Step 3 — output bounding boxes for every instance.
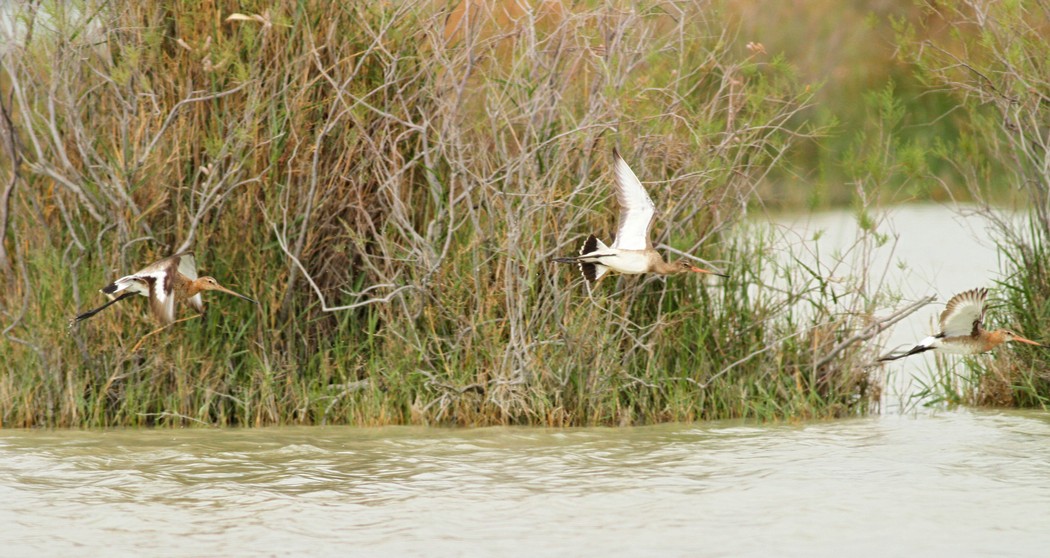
[171,267,197,300]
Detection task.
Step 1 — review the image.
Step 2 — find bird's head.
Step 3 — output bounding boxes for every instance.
[195,276,258,304]
[999,329,1042,347]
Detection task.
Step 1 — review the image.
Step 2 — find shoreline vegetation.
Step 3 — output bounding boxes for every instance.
[898,2,1050,408]
[0,1,1044,427]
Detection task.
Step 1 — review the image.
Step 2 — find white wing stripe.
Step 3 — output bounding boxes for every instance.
[148,273,176,325]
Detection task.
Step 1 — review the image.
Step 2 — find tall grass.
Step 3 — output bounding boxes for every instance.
[0,0,891,427]
[899,0,1050,408]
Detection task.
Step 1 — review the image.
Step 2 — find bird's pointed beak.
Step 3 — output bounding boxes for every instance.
[1012,335,1042,347]
[215,284,258,304]
[689,265,729,278]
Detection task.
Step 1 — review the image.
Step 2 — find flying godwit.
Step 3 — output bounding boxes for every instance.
[72,252,256,327]
[553,148,727,285]
[878,288,1041,361]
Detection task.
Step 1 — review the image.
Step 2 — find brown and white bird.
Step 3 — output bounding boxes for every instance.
[72,252,256,326]
[554,148,727,285]
[878,288,1041,361]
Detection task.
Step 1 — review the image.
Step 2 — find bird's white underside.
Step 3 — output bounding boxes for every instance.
[578,250,651,275]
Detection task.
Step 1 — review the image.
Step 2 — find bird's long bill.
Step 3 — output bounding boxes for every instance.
[688,265,729,278]
[215,284,258,304]
[1013,335,1042,347]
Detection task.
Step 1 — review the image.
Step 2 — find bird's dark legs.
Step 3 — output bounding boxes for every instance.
[70,292,137,325]
[877,344,934,362]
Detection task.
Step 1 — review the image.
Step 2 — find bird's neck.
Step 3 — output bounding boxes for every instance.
[183,277,203,298]
[649,255,677,275]
[985,330,1007,349]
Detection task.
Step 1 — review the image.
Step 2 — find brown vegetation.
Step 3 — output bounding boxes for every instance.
[0,0,897,426]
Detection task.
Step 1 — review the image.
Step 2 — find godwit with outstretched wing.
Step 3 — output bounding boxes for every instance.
[878,288,1041,361]
[554,148,727,285]
[72,252,256,327]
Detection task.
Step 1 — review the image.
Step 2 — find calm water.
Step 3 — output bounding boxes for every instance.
[5,205,1048,556]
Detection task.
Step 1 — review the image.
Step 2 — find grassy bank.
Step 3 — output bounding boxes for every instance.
[0,0,895,427]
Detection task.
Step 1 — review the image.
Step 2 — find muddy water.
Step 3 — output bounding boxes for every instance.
[4,205,1049,556]
[3,414,1050,556]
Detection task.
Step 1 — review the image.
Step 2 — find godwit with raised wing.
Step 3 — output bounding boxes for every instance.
[553,148,727,285]
[72,252,256,327]
[878,288,1041,361]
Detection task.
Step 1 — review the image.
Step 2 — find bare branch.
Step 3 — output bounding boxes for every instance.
[272,221,418,312]
[136,82,251,168]
[817,295,936,370]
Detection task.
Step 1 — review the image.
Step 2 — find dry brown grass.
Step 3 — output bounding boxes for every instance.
[0,0,892,426]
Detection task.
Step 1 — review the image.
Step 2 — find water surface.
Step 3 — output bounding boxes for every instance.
[3,412,1049,556]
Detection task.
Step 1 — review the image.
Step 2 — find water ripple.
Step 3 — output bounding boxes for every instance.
[2,411,1050,556]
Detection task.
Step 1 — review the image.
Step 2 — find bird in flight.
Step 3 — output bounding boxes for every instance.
[878,288,1041,361]
[554,148,727,285]
[72,252,256,327]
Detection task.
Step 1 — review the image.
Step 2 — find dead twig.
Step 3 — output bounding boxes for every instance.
[129,314,201,354]
[816,295,936,369]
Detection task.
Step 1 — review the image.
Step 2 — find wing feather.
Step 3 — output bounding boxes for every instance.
[102,275,151,299]
[144,274,176,326]
[176,252,198,281]
[187,293,204,314]
[103,252,195,324]
[939,288,987,338]
[135,251,195,277]
[609,149,657,251]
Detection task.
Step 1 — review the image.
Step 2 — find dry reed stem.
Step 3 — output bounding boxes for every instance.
[129,315,201,354]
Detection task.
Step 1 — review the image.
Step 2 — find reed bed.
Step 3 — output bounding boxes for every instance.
[899,0,1050,407]
[0,0,893,427]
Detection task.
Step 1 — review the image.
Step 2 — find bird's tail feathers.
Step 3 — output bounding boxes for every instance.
[580,234,609,256]
[100,281,121,297]
[553,235,609,265]
[554,235,611,284]
[580,262,609,284]
[578,235,610,284]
